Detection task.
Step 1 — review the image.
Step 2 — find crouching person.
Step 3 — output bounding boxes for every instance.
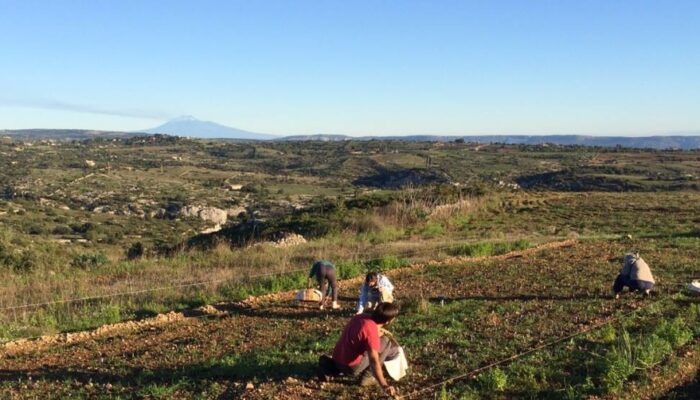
[357,272,395,314]
[308,260,340,310]
[613,252,655,299]
[318,303,401,397]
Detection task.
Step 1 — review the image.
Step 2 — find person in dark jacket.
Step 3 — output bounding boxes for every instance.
[309,260,339,309]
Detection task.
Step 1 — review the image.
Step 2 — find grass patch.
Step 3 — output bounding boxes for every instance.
[448,239,532,257]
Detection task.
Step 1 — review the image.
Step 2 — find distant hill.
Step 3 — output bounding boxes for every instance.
[277,133,700,149]
[455,134,700,150]
[141,116,277,140]
[276,134,352,142]
[3,126,699,149]
[0,129,142,141]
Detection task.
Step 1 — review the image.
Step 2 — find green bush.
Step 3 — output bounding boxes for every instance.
[51,225,72,235]
[598,324,617,344]
[477,367,508,392]
[336,261,364,280]
[71,253,109,269]
[449,242,493,257]
[688,304,700,335]
[358,227,404,244]
[126,242,145,260]
[449,240,533,257]
[635,334,672,369]
[421,223,445,237]
[655,317,693,348]
[601,330,635,393]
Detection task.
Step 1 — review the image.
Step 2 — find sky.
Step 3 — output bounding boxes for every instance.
[1,0,699,136]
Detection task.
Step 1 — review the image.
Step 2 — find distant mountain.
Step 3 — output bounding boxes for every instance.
[141,116,277,140]
[0,129,142,141]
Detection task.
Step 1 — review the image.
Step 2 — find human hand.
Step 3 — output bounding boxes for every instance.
[383,385,397,397]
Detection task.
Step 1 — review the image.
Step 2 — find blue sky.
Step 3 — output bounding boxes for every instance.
[1,0,699,136]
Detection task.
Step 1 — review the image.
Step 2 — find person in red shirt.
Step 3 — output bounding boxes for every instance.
[325,302,400,397]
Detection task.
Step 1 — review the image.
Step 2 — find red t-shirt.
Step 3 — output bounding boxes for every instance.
[332,314,381,367]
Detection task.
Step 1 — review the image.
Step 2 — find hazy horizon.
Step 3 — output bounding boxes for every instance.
[2,1,699,136]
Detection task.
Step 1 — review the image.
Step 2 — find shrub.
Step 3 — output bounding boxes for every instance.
[601,330,635,393]
[336,261,364,280]
[71,253,109,269]
[421,223,445,237]
[635,334,672,369]
[71,222,94,234]
[449,240,533,257]
[688,304,700,335]
[478,367,508,392]
[358,227,404,244]
[655,317,693,348]
[51,225,72,235]
[127,242,145,260]
[450,242,493,257]
[598,324,617,344]
[25,223,46,235]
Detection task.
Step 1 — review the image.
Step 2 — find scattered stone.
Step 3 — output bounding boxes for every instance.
[200,224,222,234]
[246,382,254,390]
[226,206,247,218]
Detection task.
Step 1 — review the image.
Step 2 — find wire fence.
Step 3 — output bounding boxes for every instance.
[0,238,521,313]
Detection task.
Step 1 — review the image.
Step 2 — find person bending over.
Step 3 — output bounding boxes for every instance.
[328,302,400,397]
[308,260,339,309]
[357,272,395,314]
[613,252,655,299]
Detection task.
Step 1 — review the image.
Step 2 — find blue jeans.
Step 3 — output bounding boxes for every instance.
[613,275,654,293]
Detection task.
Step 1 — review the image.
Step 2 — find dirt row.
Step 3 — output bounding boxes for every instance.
[1,239,575,358]
[0,238,693,399]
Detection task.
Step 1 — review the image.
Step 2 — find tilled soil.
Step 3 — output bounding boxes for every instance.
[0,239,691,399]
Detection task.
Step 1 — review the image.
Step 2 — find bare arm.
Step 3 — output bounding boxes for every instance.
[368,349,396,396]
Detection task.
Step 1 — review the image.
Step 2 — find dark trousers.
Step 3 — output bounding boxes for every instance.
[315,266,338,303]
[335,336,400,377]
[613,274,655,293]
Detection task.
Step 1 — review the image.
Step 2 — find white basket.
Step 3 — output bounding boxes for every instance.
[295,288,323,302]
[687,280,700,294]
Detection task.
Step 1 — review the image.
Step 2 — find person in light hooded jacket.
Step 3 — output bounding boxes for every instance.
[356,272,395,314]
[613,252,655,298]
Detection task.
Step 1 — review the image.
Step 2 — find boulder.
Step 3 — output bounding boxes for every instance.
[180,205,202,218]
[179,205,228,225]
[198,207,227,225]
[227,206,247,218]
